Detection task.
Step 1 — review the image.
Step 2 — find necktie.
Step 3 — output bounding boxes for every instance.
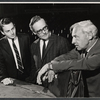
[12,39,24,73]
[82,49,88,58]
[42,40,46,59]
[66,71,83,97]
[66,71,73,97]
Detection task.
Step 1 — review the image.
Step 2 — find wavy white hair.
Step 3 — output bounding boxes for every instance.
[70,20,98,38]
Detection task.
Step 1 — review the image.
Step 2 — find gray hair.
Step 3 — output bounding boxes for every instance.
[70,20,98,38]
[29,15,43,32]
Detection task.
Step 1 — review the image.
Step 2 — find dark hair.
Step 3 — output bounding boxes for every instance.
[0,18,15,32]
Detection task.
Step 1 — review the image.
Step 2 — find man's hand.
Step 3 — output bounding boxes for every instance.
[42,70,55,83]
[1,78,14,85]
[47,70,55,83]
[37,63,50,84]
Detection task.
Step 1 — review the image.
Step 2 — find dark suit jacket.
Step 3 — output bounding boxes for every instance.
[51,38,100,97]
[0,33,31,81]
[31,33,70,70]
[30,33,70,96]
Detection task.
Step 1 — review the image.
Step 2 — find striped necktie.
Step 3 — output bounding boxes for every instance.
[12,39,24,73]
[66,71,73,97]
[66,71,83,97]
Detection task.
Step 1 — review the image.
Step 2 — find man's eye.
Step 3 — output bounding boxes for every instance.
[5,31,9,33]
[12,27,15,30]
[74,36,76,38]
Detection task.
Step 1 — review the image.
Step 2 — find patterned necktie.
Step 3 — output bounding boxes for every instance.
[66,71,73,97]
[66,50,85,97]
[66,71,82,97]
[12,39,24,73]
[42,40,46,59]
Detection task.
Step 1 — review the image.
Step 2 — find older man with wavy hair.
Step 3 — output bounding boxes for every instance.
[37,20,100,97]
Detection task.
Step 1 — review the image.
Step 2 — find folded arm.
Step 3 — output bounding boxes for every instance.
[37,49,100,84]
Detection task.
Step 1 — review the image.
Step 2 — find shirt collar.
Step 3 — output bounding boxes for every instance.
[7,36,18,41]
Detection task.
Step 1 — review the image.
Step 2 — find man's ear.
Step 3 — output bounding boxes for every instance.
[0,31,4,35]
[88,32,93,40]
[30,27,37,35]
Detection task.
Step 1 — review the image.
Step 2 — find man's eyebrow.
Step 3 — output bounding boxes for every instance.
[11,26,15,29]
[5,30,10,32]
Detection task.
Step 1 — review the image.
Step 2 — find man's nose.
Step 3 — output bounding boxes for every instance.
[10,30,14,35]
[72,38,75,44]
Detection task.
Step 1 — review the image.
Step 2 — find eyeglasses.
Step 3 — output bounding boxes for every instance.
[35,26,48,35]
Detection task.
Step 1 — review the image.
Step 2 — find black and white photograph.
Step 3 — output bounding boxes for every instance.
[0,3,100,99]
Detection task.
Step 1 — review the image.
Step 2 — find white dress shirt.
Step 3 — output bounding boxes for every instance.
[40,39,49,59]
[7,37,22,69]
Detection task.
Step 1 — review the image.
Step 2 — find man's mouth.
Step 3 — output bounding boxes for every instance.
[75,45,78,47]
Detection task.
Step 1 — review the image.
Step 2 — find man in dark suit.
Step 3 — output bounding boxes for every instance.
[28,15,70,96]
[37,20,100,97]
[0,18,31,85]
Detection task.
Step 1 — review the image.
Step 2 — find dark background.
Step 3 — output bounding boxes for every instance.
[0,4,100,44]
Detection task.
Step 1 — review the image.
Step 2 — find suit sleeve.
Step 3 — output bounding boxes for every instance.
[53,49,78,61]
[25,34,32,75]
[31,44,37,74]
[25,43,37,83]
[0,47,8,81]
[51,49,100,72]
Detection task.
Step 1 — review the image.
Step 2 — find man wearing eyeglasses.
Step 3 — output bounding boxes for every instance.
[27,15,71,96]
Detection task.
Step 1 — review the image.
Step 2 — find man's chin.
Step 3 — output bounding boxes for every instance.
[9,36,16,39]
[41,36,48,40]
[76,47,81,51]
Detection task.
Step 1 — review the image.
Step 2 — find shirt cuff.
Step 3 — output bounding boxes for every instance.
[48,63,53,70]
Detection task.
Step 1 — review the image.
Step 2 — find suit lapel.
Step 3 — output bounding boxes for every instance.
[35,39,42,68]
[87,38,100,57]
[37,39,41,60]
[18,35,24,59]
[2,37,14,57]
[42,34,54,60]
